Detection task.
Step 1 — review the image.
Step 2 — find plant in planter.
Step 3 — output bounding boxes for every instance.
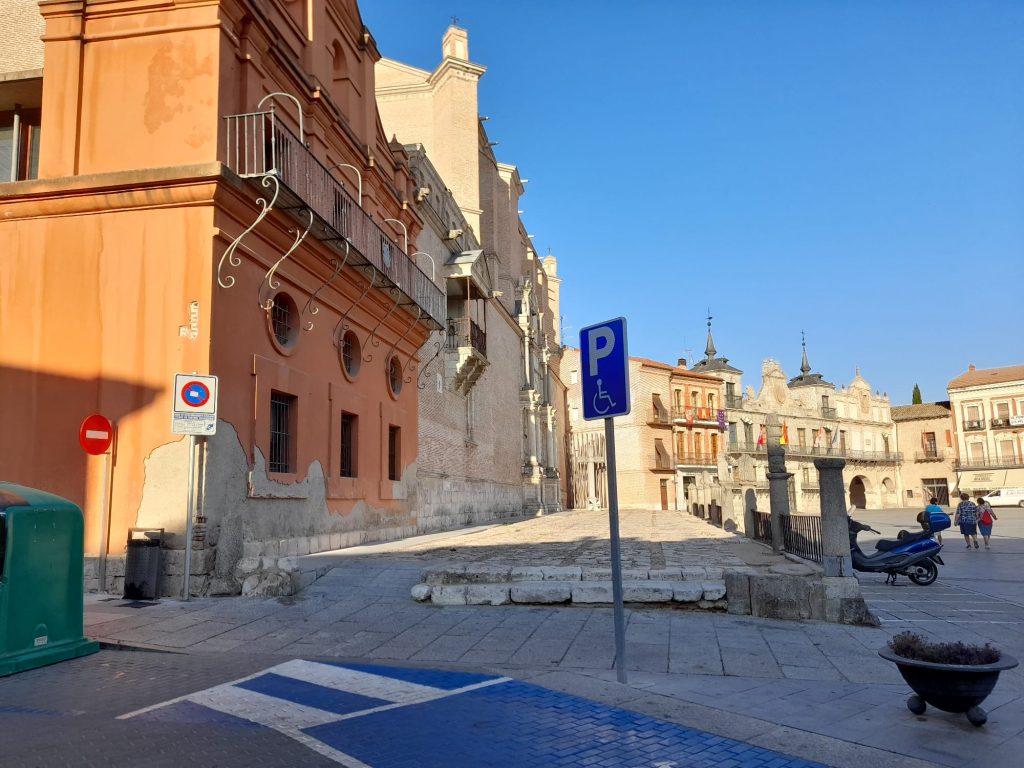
[879,631,1019,726]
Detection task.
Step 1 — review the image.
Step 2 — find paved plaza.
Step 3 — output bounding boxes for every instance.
[2,506,1023,767]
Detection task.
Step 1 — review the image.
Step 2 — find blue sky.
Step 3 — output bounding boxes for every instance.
[362,1,1024,404]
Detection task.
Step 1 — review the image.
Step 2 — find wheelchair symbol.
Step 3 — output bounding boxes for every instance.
[592,378,617,415]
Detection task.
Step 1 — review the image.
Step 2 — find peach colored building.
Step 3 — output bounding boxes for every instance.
[562,349,725,511]
[376,27,566,519]
[892,402,956,506]
[0,0,443,596]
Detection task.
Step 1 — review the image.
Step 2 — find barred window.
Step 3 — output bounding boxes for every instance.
[388,426,400,481]
[269,391,296,473]
[388,356,403,396]
[341,330,360,377]
[340,412,357,478]
[270,293,298,348]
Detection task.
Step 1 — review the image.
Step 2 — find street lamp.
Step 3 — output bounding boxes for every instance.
[257,92,304,146]
[383,218,408,253]
[331,162,362,204]
[411,252,436,282]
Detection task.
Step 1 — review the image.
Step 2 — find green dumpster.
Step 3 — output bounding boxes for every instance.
[0,482,100,677]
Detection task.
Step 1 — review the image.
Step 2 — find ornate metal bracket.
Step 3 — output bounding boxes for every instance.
[333,266,377,343]
[363,288,402,362]
[417,335,445,390]
[302,238,351,331]
[258,208,314,311]
[217,174,279,289]
[381,306,421,382]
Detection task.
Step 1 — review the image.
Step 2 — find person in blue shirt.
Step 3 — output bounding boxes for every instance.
[923,496,948,545]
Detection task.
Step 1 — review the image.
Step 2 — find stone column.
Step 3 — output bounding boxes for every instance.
[766,442,791,552]
[814,458,853,577]
[525,405,539,466]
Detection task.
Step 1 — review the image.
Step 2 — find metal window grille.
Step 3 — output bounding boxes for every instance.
[269,392,295,473]
[388,426,400,481]
[340,413,356,477]
[389,357,402,395]
[271,295,292,346]
[342,332,357,375]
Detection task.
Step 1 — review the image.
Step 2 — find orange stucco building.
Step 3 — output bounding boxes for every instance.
[0,0,443,595]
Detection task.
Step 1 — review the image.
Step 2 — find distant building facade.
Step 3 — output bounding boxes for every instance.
[892,402,956,506]
[376,25,566,518]
[947,364,1024,496]
[561,349,725,511]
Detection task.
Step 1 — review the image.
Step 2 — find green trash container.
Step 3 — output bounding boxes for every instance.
[0,482,100,677]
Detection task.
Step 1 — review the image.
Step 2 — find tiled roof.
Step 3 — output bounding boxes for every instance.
[633,357,722,382]
[948,365,1024,390]
[892,402,952,421]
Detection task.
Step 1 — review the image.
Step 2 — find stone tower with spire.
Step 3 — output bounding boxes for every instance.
[788,331,834,389]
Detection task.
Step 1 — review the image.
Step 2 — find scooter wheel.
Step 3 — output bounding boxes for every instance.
[907,694,926,715]
[908,559,938,586]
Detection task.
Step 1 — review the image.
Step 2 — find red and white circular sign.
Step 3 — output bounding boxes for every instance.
[79,414,113,455]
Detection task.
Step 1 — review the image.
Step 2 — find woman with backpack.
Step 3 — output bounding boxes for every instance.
[976,497,998,549]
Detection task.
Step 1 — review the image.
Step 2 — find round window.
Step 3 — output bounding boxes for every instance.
[388,355,403,397]
[340,330,361,378]
[268,292,299,352]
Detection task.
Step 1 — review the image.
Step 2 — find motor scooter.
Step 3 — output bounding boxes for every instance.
[848,516,945,585]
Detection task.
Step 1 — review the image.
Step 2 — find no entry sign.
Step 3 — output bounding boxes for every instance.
[79,414,113,455]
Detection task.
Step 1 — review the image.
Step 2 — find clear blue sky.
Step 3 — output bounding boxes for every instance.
[362,0,1024,404]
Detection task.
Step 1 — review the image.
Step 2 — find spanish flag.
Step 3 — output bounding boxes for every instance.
[780,422,789,446]
[757,424,766,447]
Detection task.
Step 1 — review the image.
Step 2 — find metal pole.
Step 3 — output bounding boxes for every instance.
[183,435,196,601]
[98,450,112,592]
[604,416,628,683]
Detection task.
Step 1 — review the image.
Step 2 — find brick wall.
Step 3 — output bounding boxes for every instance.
[0,0,43,74]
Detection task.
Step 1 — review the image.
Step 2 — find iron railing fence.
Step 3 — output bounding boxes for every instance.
[649,409,672,426]
[954,456,1024,470]
[672,407,726,425]
[726,441,901,463]
[725,395,744,409]
[820,407,837,419]
[675,454,718,466]
[222,109,445,327]
[446,317,487,358]
[752,510,772,545]
[914,449,945,461]
[780,514,823,563]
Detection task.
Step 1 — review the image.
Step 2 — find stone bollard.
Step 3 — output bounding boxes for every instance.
[766,442,791,552]
[814,457,876,625]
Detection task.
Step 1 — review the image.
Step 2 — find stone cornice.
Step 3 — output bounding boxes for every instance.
[428,57,486,86]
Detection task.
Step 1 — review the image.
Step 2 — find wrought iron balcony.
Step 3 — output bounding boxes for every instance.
[672,407,726,427]
[954,456,1024,470]
[725,395,743,409]
[446,317,486,358]
[651,453,675,471]
[963,419,985,432]
[648,408,673,426]
[991,417,1011,428]
[820,406,837,419]
[222,109,444,329]
[845,449,902,463]
[914,449,945,461]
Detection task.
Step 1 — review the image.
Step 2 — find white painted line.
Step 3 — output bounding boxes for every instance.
[188,685,340,730]
[118,666,275,719]
[322,677,511,725]
[270,659,444,703]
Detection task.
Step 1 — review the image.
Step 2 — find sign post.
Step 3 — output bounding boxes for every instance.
[79,414,115,591]
[580,317,631,683]
[172,374,219,600]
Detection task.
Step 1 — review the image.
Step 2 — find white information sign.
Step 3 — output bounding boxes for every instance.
[171,373,219,435]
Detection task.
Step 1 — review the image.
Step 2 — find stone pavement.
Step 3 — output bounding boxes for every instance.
[7,507,1024,767]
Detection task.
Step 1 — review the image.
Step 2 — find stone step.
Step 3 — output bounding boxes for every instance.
[412,579,729,609]
[419,564,747,585]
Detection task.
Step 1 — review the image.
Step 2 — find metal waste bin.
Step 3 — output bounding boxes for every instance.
[124,528,163,600]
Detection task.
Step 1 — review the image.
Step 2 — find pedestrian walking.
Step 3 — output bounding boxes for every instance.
[976,497,998,549]
[954,493,979,549]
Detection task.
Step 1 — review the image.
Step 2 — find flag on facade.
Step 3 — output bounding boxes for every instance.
[829,425,841,451]
[813,426,825,448]
[779,422,789,446]
[757,424,766,447]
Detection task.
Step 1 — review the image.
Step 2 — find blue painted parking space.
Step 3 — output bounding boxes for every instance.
[123,660,825,767]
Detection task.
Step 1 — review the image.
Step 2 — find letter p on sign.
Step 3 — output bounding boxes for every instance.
[580,317,630,421]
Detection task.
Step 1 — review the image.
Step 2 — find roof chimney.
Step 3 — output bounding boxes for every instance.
[968,363,976,372]
[677,357,687,368]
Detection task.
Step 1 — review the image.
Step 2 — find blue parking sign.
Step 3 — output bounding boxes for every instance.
[580,317,630,420]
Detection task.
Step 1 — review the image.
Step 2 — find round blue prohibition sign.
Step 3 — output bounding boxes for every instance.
[181,381,211,408]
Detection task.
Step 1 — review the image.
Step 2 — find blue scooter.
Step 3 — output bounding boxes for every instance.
[848,514,946,586]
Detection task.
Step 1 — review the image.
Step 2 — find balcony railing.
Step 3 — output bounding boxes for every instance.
[725,395,743,409]
[651,453,675,471]
[726,441,901,462]
[649,409,672,426]
[991,417,1011,428]
[954,456,1024,470]
[963,419,985,432]
[820,407,837,419]
[914,449,945,461]
[222,109,445,328]
[446,317,486,358]
[672,407,726,426]
[676,454,718,467]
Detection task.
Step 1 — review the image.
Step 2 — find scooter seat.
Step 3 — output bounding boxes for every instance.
[877,530,931,551]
